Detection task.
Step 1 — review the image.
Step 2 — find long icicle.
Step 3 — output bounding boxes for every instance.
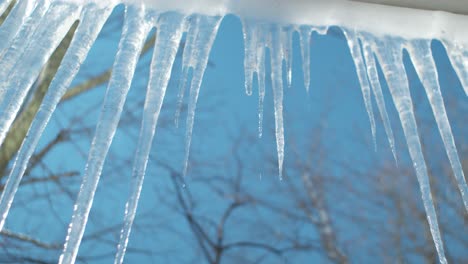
[182,15,222,176]
[269,24,285,179]
[0,4,112,232]
[114,12,185,264]
[371,37,447,264]
[360,35,397,160]
[408,39,468,212]
[59,6,150,264]
[0,2,81,148]
[343,29,377,148]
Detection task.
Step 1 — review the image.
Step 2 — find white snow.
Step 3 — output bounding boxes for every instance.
[0,1,466,264]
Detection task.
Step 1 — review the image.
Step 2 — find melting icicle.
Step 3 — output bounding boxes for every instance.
[114,12,185,264]
[342,29,376,148]
[59,6,151,264]
[360,35,396,160]
[407,39,468,212]
[269,25,285,178]
[0,2,81,148]
[299,26,312,92]
[370,36,447,264]
[442,40,468,96]
[181,15,222,176]
[0,4,111,232]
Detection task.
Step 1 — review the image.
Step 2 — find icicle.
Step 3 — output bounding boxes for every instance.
[174,16,199,127]
[242,19,258,96]
[0,0,37,55]
[59,6,150,264]
[407,39,468,212]
[0,4,111,232]
[0,0,50,79]
[442,40,468,96]
[181,15,222,176]
[269,24,285,179]
[281,26,293,88]
[257,43,266,138]
[299,26,312,92]
[360,35,397,160]
[342,29,376,148]
[370,37,447,264]
[0,2,81,148]
[114,12,185,264]
[241,19,266,137]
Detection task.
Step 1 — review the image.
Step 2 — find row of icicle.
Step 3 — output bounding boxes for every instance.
[0,1,466,263]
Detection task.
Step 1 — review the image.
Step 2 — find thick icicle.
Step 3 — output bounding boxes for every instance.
[299,26,312,92]
[59,6,150,264]
[269,25,285,178]
[442,40,468,96]
[181,15,222,176]
[0,0,37,55]
[0,0,52,81]
[0,2,80,148]
[115,12,185,264]
[370,37,447,264]
[342,29,376,147]
[360,35,396,160]
[407,40,468,212]
[0,4,111,232]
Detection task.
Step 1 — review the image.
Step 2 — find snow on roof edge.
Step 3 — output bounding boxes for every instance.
[57,0,468,43]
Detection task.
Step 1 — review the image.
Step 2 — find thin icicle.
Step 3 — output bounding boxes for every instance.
[59,6,150,264]
[342,29,376,148]
[442,40,468,96]
[370,37,447,264]
[182,15,222,176]
[407,39,468,212]
[115,12,185,264]
[0,4,111,232]
[269,24,285,179]
[281,26,293,88]
[360,35,397,160]
[0,0,37,55]
[0,2,81,148]
[257,43,266,138]
[299,26,312,92]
